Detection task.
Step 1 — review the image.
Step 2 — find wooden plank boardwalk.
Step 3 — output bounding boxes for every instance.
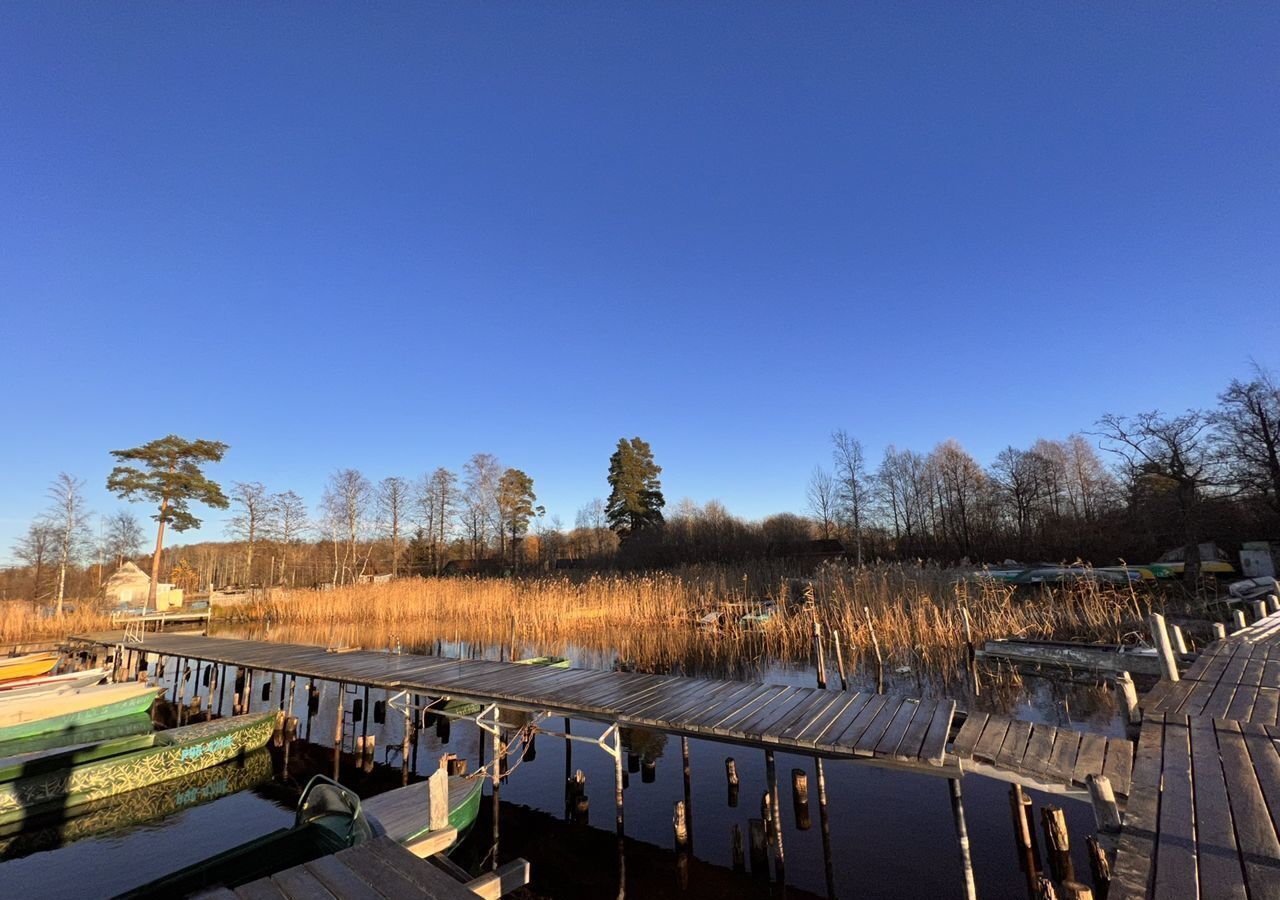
[194,835,483,899]
[1111,611,1280,899]
[948,712,1134,797]
[74,632,958,770]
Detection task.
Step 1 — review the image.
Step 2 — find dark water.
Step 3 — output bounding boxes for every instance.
[0,637,1123,899]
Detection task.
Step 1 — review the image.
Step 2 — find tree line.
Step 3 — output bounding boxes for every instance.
[4,366,1278,605]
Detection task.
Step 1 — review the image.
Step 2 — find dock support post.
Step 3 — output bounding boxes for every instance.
[681,736,693,850]
[176,658,188,725]
[172,656,184,702]
[1213,622,1228,640]
[401,695,412,785]
[812,617,826,689]
[1253,599,1268,622]
[610,724,625,838]
[815,758,836,900]
[1149,613,1180,682]
[207,664,218,721]
[286,675,296,720]
[1171,625,1189,655]
[215,665,226,717]
[726,757,739,806]
[1116,672,1141,728]
[490,707,501,871]
[948,778,977,900]
[305,678,316,741]
[765,749,785,882]
[333,681,345,780]
[791,768,811,830]
[1234,609,1249,632]
[832,630,848,691]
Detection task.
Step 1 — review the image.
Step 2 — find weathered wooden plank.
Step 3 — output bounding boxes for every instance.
[852,698,904,756]
[303,855,387,900]
[972,715,1011,763]
[1102,738,1134,797]
[919,700,956,766]
[1021,722,1057,779]
[828,693,889,746]
[1216,719,1280,897]
[949,712,988,759]
[1152,716,1197,899]
[892,699,939,762]
[1045,728,1082,786]
[269,867,338,900]
[872,698,923,758]
[1109,715,1163,900]
[1073,732,1108,785]
[794,691,863,746]
[1188,717,1247,900]
[993,719,1033,769]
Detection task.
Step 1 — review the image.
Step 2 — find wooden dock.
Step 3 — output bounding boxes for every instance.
[73,631,958,771]
[194,835,514,899]
[1110,610,1280,899]
[949,712,1134,797]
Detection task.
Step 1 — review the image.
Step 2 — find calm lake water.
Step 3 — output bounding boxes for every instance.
[0,627,1126,899]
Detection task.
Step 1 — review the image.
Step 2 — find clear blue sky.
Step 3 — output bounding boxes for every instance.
[1,3,1277,562]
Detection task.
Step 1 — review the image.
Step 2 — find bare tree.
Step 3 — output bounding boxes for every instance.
[274,490,309,586]
[322,469,372,584]
[1213,367,1280,515]
[806,466,837,540]
[12,521,58,606]
[377,476,409,576]
[416,468,458,574]
[103,510,145,568]
[462,453,501,560]
[47,473,91,615]
[227,482,276,587]
[1097,410,1218,585]
[574,498,612,558]
[831,430,868,564]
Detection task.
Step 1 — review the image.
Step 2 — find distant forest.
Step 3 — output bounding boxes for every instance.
[4,366,1278,603]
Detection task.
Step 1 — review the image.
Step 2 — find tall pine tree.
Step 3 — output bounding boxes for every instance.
[606,437,665,540]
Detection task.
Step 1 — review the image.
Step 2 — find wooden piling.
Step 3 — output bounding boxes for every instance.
[1116,672,1140,728]
[765,749,785,881]
[815,757,836,900]
[206,664,219,721]
[401,696,412,785]
[613,728,625,838]
[949,778,977,900]
[672,800,688,850]
[1234,608,1249,631]
[791,768,811,830]
[1270,594,1280,614]
[1213,622,1227,640]
[305,678,316,741]
[726,756,739,807]
[1171,625,1189,655]
[681,736,693,849]
[1086,834,1111,899]
[832,630,848,691]
[1010,784,1038,891]
[1253,599,1268,622]
[1149,613,1180,682]
[333,681,345,780]
[1087,775,1121,834]
[1041,805,1074,883]
[731,823,745,871]
[176,659,188,725]
[812,617,827,689]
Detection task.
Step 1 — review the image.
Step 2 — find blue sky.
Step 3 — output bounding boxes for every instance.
[1,3,1277,561]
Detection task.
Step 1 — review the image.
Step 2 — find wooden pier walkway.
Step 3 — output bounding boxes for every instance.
[1110,610,1280,899]
[74,632,958,771]
[949,712,1134,797]
[195,835,504,899]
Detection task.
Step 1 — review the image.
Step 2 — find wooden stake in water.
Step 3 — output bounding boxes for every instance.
[333,681,345,780]
[681,736,693,850]
[815,758,836,900]
[1116,671,1141,728]
[791,768,811,831]
[832,631,848,691]
[1149,613,1180,682]
[812,616,827,689]
[765,750,785,882]
[949,778,977,900]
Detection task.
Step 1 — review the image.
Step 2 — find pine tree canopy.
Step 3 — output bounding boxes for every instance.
[106,434,230,532]
[606,437,664,539]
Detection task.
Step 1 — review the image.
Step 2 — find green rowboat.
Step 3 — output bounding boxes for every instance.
[0,711,275,826]
[362,772,485,849]
[0,682,161,743]
[0,712,154,760]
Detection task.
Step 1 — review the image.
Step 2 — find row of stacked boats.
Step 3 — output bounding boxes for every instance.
[0,649,485,897]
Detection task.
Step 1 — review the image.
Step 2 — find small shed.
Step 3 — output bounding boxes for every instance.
[103,561,184,611]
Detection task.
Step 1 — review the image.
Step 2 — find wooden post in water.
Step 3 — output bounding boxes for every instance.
[286,675,297,720]
[812,616,827,688]
[791,768,811,830]
[832,630,848,691]
[1086,775,1121,833]
[1270,594,1280,615]
[401,696,412,785]
[1086,834,1111,897]
[1149,613,1180,682]
[748,819,768,878]
[1234,608,1249,632]
[305,678,316,741]
[681,736,693,849]
[765,749,785,882]
[949,778,977,900]
[490,716,501,871]
[1041,805,1074,883]
[726,757,739,807]
[864,606,884,690]
[731,824,745,871]
[1171,625,1189,655]
[613,727,625,838]
[176,659,188,725]
[1213,622,1227,640]
[672,800,688,850]
[243,669,254,712]
[207,664,219,721]
[333,681,345,780]
[172,657,184,702]
[815,758,836,900]
[1116,672,1141,729]
[1253,599,1268,622]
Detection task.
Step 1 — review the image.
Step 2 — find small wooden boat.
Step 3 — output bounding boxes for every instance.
[120,774,374,898]
[0,712,154,761]
[0,668,106,697]
[362,770,485,851]
[0,711,275,826]
[122,769,485,897]
[0,747,273,858]
[0,682,161,743]
[0,652,60,684]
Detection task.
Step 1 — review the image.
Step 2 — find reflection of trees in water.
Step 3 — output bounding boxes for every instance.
[620,727,667,761]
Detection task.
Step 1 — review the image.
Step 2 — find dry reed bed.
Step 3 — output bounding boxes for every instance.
[0,604,112,646]
[236,563,1167,673]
